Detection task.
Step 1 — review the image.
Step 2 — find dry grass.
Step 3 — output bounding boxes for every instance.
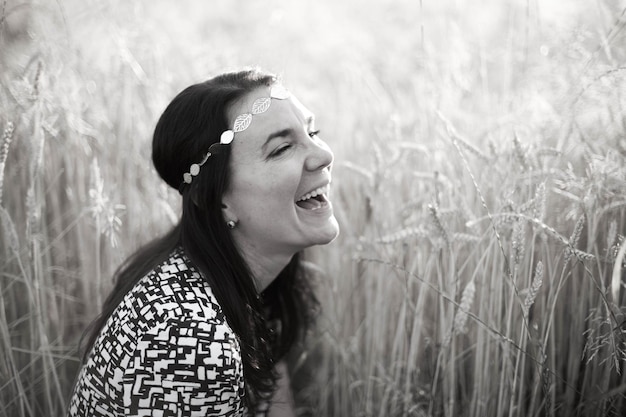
[1,0,626,416]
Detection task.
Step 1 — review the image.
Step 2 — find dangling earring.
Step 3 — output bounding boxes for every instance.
[226,220,236,229]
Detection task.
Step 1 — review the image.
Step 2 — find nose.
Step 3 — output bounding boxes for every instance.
[305,136,334,172]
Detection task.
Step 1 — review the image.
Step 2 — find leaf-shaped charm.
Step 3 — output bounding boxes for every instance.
[220,130,235,144]
[252,97,271,114]
[270,84,290,100]
[233,114,252,133]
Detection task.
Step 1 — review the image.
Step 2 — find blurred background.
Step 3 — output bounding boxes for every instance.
[1,0,625,416]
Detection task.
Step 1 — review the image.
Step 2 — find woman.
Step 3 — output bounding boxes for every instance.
[68,68,339,416]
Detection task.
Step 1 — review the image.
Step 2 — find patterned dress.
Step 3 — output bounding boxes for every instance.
[67,248,254,417]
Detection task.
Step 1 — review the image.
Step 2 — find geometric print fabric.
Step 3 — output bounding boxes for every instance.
[67,248,254,416]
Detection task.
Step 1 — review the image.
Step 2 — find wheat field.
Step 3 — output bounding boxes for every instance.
[1,0,625,416]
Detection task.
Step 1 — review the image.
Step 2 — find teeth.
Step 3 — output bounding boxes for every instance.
[297,185,329,202]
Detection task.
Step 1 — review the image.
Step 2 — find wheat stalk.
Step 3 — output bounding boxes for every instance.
[611,241,626,305]
[428,204,450,248]
[0,121,14,206]
[606,220,617,250]
[522,261,544,319]
[564,215,585,264]
[376,226,429,244]
[453,280,476,335]
[511,220,526,266]
[532,182,546,224]
[513,132,530,171]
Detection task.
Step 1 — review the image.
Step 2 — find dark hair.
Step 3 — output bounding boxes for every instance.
[82,69,317,411]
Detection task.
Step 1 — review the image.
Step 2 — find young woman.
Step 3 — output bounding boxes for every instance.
[67,68,340,416]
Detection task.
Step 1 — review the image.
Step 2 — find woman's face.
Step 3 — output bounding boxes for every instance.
[221,87,339,260]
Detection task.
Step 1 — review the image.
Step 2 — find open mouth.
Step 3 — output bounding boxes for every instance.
[296,185,330,210]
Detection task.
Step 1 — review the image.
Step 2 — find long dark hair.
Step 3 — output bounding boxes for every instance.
[82,69,317,411]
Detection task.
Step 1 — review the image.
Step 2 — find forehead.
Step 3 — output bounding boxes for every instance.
[226,87,313,139]
[227,87,313,132]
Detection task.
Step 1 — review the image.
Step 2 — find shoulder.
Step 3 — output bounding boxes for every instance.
[123,316,246,416]
[96,247,232,349]
[127,247,225,325]
[69,248,247,416]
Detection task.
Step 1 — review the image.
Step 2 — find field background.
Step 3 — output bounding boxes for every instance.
[1,0,626,416]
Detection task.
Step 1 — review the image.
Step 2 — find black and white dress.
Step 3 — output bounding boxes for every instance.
[68,248,259,417]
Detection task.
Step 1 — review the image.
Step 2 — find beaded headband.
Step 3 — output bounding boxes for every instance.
[180,84,291,189]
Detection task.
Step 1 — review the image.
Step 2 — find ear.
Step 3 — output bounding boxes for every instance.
[221,197,239,224]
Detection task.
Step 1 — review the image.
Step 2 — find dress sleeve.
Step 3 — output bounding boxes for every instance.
[122,318,246,417]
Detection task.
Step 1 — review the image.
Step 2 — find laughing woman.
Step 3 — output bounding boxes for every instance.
[68,69,339,417]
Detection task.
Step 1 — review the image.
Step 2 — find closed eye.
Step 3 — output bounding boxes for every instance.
[270,143,292,158]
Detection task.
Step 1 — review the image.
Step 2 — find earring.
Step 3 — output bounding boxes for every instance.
[226,220,236,229]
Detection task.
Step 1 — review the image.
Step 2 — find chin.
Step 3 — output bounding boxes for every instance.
[311,217,340,246]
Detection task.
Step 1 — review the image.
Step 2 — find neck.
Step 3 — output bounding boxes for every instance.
[234,239,293,292]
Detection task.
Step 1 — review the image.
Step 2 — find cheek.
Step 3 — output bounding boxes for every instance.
[263,176,298,208]
[226,150,303,218]
[233,172,297,216]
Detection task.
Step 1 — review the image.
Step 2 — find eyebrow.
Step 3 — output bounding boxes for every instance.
[261,115,315,152]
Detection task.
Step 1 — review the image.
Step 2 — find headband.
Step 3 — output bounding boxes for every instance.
[180,84,291,190]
